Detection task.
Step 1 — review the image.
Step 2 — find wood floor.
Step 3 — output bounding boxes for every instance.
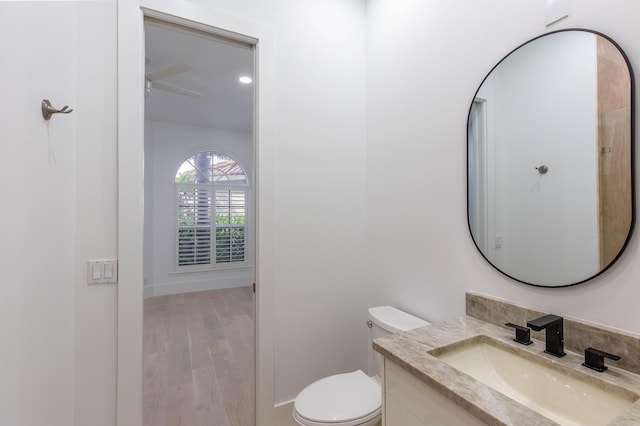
[143,287,254,426]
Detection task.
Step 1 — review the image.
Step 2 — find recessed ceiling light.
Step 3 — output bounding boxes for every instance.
[239,76,253,84]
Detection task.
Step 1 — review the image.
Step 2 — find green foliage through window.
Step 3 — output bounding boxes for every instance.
[215,227,245,263]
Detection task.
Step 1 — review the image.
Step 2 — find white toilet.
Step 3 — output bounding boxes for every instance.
[292,306,430,426]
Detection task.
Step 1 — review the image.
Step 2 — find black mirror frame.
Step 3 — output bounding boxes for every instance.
[466,28,636,288]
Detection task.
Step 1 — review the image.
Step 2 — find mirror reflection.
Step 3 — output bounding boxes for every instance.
[467,30,633,287]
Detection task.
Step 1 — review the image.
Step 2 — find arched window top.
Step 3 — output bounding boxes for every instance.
[175,151,248,186]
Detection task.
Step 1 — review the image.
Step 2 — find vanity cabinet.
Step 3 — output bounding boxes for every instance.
[383,359,486,426]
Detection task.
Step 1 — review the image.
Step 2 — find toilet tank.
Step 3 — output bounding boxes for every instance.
[367,306,430,378]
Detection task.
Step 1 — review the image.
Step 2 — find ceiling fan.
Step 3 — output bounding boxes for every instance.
[145,63,204,98]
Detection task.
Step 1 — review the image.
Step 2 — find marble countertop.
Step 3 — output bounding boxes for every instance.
[373,316,640,426]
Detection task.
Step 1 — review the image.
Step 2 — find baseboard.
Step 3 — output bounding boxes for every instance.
[144,271,252,298]
[274,400,297,426]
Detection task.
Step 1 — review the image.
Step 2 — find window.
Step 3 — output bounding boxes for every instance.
[175,151,248,270]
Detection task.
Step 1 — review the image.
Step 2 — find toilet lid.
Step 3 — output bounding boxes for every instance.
[294,370,381,423]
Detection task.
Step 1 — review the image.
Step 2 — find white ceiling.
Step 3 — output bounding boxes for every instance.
[144,21,254,133]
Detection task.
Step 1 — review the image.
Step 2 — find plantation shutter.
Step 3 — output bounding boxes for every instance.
[175,151,249,271]
[177,185,212,266]
[215,189,246,263]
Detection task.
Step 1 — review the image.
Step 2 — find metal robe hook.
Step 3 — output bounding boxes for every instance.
[42,99,74,121]
[535,165,549,175]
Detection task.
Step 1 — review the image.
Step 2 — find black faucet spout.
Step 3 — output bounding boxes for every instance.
[527,314,565,357]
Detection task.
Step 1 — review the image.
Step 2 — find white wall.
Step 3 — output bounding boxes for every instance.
[74,3,118,425]
[0,4,76,424]
[0,2,117,426]
[366,0,640,334]
[144,120,254,297]
[479,31,599,285]
[270,0,368,403]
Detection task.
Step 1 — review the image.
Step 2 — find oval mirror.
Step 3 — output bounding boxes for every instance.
[467,29,634,287]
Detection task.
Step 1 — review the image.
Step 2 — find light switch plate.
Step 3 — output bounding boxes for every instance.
[87,259,118,284]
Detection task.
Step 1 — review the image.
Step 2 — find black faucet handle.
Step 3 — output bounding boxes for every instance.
[505,323,533,345]
[582,347,621,372]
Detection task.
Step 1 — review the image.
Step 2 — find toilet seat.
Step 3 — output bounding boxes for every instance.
[293,370,381,426]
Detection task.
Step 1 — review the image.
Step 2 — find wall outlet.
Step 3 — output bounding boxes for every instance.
[87,259,118,284]
[495,235,503,249]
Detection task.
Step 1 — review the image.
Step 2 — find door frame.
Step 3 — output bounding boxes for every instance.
[117,2,276,425]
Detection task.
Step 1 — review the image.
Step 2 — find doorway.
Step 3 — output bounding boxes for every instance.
[468,98,488,254]
[142,17,256,425]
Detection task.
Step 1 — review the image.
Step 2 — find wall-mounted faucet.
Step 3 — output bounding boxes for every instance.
[527,314,565,357]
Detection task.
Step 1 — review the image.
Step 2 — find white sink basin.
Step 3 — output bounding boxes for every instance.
[434,336,637,426]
